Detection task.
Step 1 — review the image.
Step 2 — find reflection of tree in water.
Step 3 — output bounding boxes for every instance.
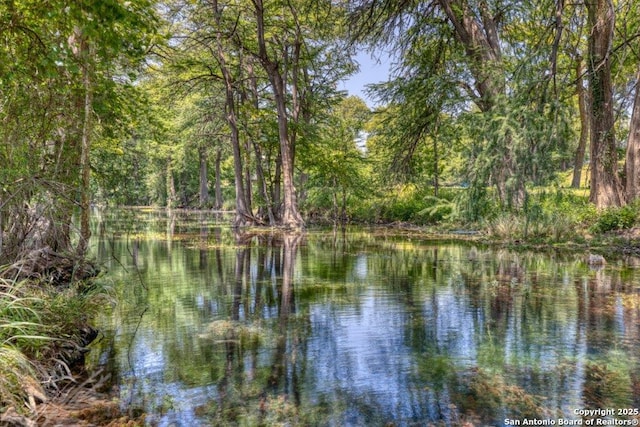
[208,231,312,425]
[420,249,593,422]
[580,266,638,410]
[89,213,640,424]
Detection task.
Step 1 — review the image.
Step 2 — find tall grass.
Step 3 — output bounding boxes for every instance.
[0,280,45,342]
[482,189,596,242]
[0,271,108,417]
[0,276,49,415]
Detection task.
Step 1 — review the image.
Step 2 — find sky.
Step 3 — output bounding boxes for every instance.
[339,49,393,107]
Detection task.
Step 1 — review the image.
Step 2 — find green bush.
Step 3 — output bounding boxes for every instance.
[590,205,637,234]
[415,195,454,223]
[374,185,458,224]
[479,189,591,242]
[535,188,596,224]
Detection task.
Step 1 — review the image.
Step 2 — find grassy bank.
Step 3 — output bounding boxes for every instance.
[321,184,640,254]
[0,259,127,425]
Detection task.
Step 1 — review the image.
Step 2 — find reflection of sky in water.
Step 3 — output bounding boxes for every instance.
[304,259,609,424]
[120,330,218,427]
[91,215,640,426]
[427,288,478,363]
[309,293,416,419]
[354,254,368,279]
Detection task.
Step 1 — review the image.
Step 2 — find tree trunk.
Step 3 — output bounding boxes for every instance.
[298,171,308,208]
[226,82,252,225]
[247,61,276,225]
[253,141,276,225]
[77,48,92,256]
[212,0,253,226]
[254,0,304,229]
[572,57,589,188]
[438,0,503,110]
[268,67,304,228]
[625,66,640,201]
[166,157,176,210]
[74,28,93,257]
[586,0,624,208]
[273,154,282,219]
[199,145,209,208]
[214,147,223,210]
[243,137,253,216]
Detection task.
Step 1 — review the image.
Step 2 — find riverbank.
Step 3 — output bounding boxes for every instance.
[371,219,640,259]
[0,251,141,426]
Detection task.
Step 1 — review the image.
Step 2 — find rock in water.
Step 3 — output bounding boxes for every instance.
[587,254,606,266]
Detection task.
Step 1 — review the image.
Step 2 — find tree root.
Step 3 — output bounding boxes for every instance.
[0,247,98,287]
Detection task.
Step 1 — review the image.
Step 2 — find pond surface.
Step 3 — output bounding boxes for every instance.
[88,208,640,426]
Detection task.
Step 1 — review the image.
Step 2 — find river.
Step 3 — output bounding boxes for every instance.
[87,208,640,426]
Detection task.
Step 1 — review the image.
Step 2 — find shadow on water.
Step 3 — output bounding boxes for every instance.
[88,208,640,426]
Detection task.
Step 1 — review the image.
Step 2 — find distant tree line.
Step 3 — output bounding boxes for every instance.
[4,0,640,263]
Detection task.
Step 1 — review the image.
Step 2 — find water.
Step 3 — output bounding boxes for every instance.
[88,208,640,426]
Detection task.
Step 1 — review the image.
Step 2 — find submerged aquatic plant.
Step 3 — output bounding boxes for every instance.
[583,352,634,409]
[462,368,548,421]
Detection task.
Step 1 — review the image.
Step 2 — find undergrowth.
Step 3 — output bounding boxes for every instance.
[311,183,636,247]
[482,190,594,242]
[589,202,639,234]
[0,271,109,418]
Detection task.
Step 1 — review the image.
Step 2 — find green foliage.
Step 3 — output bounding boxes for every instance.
[381,185,425,222]
[527,189,595,240]
[0,0,160,259]
[0,272,110,415]
[452,186,495,223]
[353,0,578,213]
[6,0,640,237]
[482,189,595,242]
[301,96,372,222]
[590,204,638,234]
[351,184,459,225]
[415,195,454,223]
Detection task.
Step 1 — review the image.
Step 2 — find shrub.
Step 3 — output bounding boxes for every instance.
[415,196,454,223]
[590,205,637,234]
[535,188,596,225]
[480,189,587,242]
[380,184,423,222]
